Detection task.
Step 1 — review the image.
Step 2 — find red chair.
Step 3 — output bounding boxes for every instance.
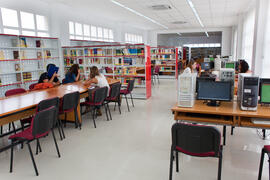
[9,106,60,176]
[154,65,160,84]
[169,123,223,180]
[29,83,38,90]
[120,79,135,112]
[105,83,122,119]
[258,145,270,180]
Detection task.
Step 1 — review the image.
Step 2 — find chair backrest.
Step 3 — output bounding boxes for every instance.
[62,91,80,111]
[37,97,59,127]
[108,83,121,99]
[5,88,27,97]
[32,106,56,138]
[154,66,160,73]
[89,86,108,104]
[29,83,38,90]
[127,79,135,92]
[171,123,221,157]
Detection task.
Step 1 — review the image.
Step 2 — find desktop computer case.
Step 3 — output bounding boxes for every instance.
[220,68,235,98]
[238,73,259,111]
[178,73,197,107]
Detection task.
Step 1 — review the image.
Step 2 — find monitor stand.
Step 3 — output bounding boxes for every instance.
[207,100,220,107]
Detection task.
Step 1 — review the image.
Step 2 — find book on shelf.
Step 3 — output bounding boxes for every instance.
[19,51,26,59]
[36,40,44,48]
[37,51,42,58]
[23,72,32,81]
[44,50,51,58]
[0,50,4,60]
[13,51,19,59]
[19,37,27,47]
[16,73,21,82]
[15,63,21,71]
[0,78,2,85]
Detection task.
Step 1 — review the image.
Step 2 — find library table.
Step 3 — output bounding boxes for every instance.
[171,100,270,145]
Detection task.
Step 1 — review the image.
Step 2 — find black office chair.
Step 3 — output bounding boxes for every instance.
[105,83,122,119]
[169,123,223,180]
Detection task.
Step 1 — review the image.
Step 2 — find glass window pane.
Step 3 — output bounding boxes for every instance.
[103,28,109,38]
[20,11,35,29]
[38,32,49,37]
[91,26,97,37]
[75,23,82,35]
[70,35,75,39]
[83,24,90,36]
[1,8,18,27]
[84,37,90,40]
[22,30,35,36]
[109,30,113,39]
[4,28,19,35]
[97,27,103,38]
[36,15,48,31]
[75,36,83,40]
[69,21,74,34]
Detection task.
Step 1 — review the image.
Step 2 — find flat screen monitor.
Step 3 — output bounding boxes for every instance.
[196,77,216,92]
[197,81,231,106]
[201,62,211,71]
[225,62,235,69]
[260,78,270,104]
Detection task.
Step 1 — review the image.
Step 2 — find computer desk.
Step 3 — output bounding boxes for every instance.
[171,100,270,145]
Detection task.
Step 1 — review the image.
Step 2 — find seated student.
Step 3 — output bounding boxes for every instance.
[65,64,80,83]
[84,66,110,116]
[183,60,198,74]
[239,60,252,73]
[47,64,60,86]
[34,72,54,90]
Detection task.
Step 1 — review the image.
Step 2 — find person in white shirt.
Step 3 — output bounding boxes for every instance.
[84,66,110,116]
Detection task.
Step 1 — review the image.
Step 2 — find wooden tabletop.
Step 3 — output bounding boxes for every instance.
[172,100,270,119]
[0,79,120,118]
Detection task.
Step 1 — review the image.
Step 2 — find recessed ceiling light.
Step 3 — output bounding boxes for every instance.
[111,0,168,29]
[150,4,172,11]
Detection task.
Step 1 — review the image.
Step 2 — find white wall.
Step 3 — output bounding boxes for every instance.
[0,0,149,46]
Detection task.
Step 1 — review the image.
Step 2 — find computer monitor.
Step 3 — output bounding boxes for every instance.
[259,78,270,104]
[197,81,231,106]
[196,77,216,92]
[225,62,235,69]
[201,62,211,71]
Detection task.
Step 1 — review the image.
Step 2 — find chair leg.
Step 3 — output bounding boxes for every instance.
[9,123,11,131]
[92,108,97,128]
[114,102,117,111]
[36,139,42,155]
[157,75,160,84]
[58,118,65,139]
[258,148,265,180]
[64,113,67,127]
[74,109,78,129]
[130,93,134,107]
[218,146,223,180]
[56,121,63,141]
[118,99,121,114]
[169,148,174,180]
[51,129,61,158]
[10,140,14,173]
[104,104,110,121]
[125,95,130,112]
[223,126,226,146]
[12,122,17,134]
[107,103,112,120]
[176,151,179,172]
[231,126,234,135]
[27,142,39,176]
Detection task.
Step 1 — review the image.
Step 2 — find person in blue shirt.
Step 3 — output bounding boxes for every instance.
[64,64,80,84]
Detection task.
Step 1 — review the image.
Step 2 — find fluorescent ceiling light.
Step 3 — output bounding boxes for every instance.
[111,0,168,29]
[186,0,209,37]
[177,33,182,36]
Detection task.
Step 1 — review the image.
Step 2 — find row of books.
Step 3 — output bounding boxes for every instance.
[0,50,52,60]
[151,48,175,54]
[15,72,32,81]
[11,38,46,48]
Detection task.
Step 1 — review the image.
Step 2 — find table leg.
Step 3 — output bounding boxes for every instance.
[223,126,226,146]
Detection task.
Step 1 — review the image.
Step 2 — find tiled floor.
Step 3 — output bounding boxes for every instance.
[0,79,269,180]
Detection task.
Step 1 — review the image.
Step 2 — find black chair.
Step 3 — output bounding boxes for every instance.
[120,79,135,112]
[9,106,60,176]
[105,83,122,118]
[169,123,223,180]
[258,145,270,180]
[81,86,108,128]
[59,91,81,129]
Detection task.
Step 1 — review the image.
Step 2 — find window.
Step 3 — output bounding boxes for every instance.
[183,43,221,48]
[125,33,143,44]
[69,21,114,42]
[0,7,50,37]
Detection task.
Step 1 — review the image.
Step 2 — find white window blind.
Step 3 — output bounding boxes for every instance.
[262,2,270,78]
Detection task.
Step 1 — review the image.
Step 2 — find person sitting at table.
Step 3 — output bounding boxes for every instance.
[65,64,81,84]
[84,66,110,116]
[47,63,60,86]
[183,60,198,74]
[34,72,54,90]
[239,60,252,73]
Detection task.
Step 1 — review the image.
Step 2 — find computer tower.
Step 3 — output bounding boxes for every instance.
[214,58,221,71]
[238,74,259,111]
[178,73,197,107]
[220,68,235,99]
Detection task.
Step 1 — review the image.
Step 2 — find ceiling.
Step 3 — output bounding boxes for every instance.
[40,0,256,30]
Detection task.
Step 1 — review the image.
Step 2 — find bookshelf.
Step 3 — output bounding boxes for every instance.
[0,34,62,98]
[62,43,151,99]
[70,39,120,46]
[151,47,178,79]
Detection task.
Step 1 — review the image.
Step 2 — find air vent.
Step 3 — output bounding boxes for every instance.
[150,4,171,10]
[171,21,187,25]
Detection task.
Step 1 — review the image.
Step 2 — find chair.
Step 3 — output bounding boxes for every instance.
[120,79,135,112]
[29,83,38,90]
[9,106,60,176]
[62,78,66,84]
[154,65,160,84]
[3,88,28,135]
[169,123,223,180]
[105,83,122,119]
[258,145,270,180]
[59,91,81,129]
[81,86,108,128]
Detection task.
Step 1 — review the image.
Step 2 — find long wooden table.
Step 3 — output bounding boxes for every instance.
[0,79,120,127]
[171,100,270,144]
